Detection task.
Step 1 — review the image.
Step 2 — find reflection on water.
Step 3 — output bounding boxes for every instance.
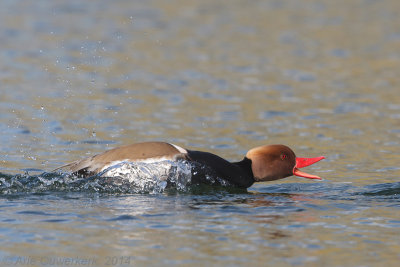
[1,0,400,265]
[0,181,399,265]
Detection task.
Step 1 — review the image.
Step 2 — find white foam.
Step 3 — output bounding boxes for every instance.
[98,160,192,193]
[100,156,176,172]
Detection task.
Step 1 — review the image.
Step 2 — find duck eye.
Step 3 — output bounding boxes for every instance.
[281,154,287,160]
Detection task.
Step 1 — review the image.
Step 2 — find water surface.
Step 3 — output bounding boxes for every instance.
[1,0,400,266]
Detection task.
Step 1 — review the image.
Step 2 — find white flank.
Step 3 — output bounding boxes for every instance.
[100,156,177,172]
[170,143,188,154]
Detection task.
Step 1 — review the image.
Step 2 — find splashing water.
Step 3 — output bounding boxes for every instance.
[0,160,193,195]
[99,160,193,193]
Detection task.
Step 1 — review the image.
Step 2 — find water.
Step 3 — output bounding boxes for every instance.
[1,0,400,266]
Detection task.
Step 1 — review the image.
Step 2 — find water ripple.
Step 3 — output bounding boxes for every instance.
[108,215,140,221]
[1,168,400,204]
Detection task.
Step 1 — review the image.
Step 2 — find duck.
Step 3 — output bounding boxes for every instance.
[56,141,325,188]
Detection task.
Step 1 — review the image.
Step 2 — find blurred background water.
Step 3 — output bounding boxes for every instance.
[1,0,400,266]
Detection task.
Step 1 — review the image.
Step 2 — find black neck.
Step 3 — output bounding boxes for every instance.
[232,157,254,177]
[187,151,255,188]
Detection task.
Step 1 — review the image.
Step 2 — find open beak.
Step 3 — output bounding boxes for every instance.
[293,156,325,180]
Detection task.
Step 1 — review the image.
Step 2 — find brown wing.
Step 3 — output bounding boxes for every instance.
[54,142,187,175]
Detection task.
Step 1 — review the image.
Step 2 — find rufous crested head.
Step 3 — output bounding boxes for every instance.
[246,145,324,182]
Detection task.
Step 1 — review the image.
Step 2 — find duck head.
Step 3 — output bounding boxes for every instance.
[246,145,325,182]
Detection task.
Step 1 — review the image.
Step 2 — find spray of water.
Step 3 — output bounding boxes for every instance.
[0,160,193,194]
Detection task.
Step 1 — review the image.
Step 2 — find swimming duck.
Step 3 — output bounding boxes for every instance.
[56,141,324,188]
